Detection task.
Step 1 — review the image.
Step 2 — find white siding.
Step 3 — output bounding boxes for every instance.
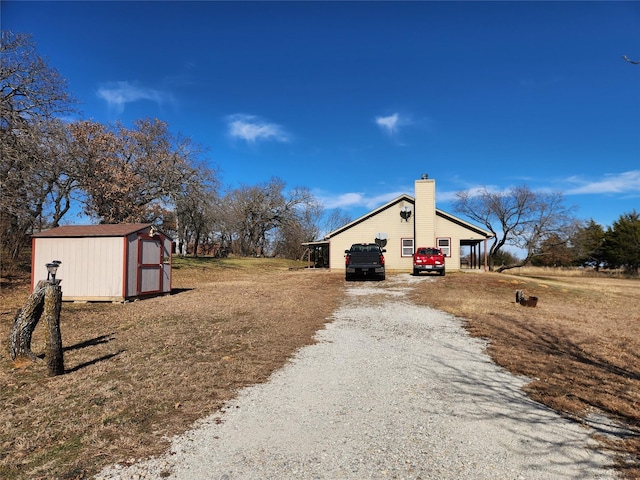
[33,237,125,301]
[328,199,415,272]
[435,214,488,270]
[414,179,436,249]
[325,178,491,274]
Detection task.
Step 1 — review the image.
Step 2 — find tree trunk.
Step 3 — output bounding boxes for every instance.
[44,283,64,376]
[8,280,48,362]
[495,254,534,273]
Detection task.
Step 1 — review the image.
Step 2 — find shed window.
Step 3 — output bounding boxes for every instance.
[401,238,414,257]
[437,237,451,257]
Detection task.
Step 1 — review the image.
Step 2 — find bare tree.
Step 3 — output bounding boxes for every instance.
[173,166,219,256]
[1,31,77,259]
[37,119,79,227]
[453,185,575,271]
[69,118,206,224]
[222,178,319,257]
[273,195,323,259]
[323,208,352,235]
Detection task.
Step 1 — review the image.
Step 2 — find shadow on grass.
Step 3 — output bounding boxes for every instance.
[65,351,124,374]
[63,334,115,352]
[60,334,122,373]
[470,314,640,474]
[484,314,640,423]
[171,287,193,295]
[345,276,386,282]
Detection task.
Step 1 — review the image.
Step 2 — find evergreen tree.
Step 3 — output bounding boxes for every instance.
[603,211,640,274]
[570,220,606,269]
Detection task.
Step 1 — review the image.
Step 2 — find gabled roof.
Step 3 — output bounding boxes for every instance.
[435,209,493,238]
[32,223,160,238]
[323,194,493,240]
[325,194,414,239]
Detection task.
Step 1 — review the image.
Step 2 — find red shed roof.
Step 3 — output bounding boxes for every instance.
[32,224,157,238]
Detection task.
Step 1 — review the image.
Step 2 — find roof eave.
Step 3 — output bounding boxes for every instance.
[324,194,414,239]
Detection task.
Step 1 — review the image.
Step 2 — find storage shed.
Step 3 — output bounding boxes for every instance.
[31,224,172,302]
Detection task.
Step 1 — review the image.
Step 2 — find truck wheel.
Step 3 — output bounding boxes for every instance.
[439,269,445,276]
[413,268,419,276]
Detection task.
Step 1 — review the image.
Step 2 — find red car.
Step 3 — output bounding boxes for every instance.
[413,247,445,276]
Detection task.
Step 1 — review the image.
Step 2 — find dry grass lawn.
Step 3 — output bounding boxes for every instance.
[1,259,638,479]
[407,268,640,478]
[0,257,344,479]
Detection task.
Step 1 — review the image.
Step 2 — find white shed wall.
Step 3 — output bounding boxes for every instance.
[33,237,125,301]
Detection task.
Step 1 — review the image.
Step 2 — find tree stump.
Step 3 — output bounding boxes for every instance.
[8,280,65,375]
[44,283,64,376]
[8,280,48,362]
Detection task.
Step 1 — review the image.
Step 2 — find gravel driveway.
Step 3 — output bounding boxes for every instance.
[96,275,616,479]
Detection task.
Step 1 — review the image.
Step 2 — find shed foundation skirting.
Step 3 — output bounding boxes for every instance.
[65,297,124,303]
[63,292,172,303]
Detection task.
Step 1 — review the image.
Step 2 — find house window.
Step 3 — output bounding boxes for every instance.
[437,237,451,257]
[401,238,414,257]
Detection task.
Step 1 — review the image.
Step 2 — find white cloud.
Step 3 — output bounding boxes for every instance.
[96,81,172,114]
[437,184,503,203]
[565,170,640,196]
[375,113,400,135]
[317,190,406,210]
[226,114,289,143]
[322,192,365,209]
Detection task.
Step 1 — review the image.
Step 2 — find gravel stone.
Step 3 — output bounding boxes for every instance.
[95,275,616,479]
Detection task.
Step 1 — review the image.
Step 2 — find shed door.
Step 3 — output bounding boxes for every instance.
[137,236,162,295]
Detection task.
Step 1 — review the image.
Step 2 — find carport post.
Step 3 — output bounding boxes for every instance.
[484,238,488,272]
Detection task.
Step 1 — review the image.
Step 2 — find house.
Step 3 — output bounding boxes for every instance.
[31,223,172,302]
[304,176,493,272]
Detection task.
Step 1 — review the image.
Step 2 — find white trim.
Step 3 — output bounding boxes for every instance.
[401,238,414,257]
[437,237,451,257]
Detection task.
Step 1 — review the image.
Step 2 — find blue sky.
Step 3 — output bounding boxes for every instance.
[4,1,640,230]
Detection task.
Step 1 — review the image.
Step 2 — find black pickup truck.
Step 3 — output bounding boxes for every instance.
[344,243,386,281]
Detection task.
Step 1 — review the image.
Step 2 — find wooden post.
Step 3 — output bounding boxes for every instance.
[44,283,64,376]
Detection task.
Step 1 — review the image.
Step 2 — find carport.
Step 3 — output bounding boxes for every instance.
[460,238,489,270]
[301,241,330,269]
